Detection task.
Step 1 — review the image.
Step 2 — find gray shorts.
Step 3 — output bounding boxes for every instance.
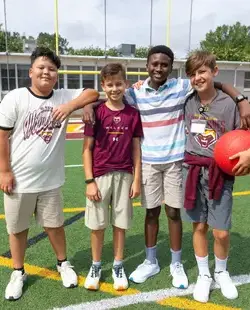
[182,165,234,230]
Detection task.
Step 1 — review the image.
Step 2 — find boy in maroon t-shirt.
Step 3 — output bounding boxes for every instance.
[83,63,143,291]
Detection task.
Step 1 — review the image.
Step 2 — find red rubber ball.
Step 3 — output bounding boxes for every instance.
[214,130,250,175]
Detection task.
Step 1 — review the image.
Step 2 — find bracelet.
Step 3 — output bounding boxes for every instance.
[85,178,95,184]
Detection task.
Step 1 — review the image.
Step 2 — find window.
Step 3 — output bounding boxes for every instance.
[127,67,139,87]
[97,66,103,92]
[55,74,64,89]
[17,64,30,88]
[169,69,178,79]
[67,66,80,89]
[244,72,250,89]
[82,66,95,89]
[1,64,16,91]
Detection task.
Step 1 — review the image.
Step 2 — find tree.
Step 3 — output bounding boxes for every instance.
[135,46,149,58]
[0,24,24,53]
[200,22,250,61]
[68,45,119,57]
[36,32,69,54]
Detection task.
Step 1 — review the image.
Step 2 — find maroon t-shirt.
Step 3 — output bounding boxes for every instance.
[84,102,143,178]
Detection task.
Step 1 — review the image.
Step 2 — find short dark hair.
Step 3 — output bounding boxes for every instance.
[147,45,174,64]
[30,47,61,69]
[185,50,216,77]
[100,63,126,82]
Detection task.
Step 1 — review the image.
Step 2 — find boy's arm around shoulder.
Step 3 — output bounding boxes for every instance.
[215,82,250,128]
[52,88,100,122]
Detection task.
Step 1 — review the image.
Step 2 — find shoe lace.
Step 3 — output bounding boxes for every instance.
[10,271,23,283]
[91,265,100,278]
[173,262,184,275]
[60,262,75,275]
[113,265,123,278]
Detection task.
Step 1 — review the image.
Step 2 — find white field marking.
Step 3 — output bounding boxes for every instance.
[53,274,250,310]
[65,164,83,168]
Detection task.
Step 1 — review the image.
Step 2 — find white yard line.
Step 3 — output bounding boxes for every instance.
[53,274,250,310]
[65,164,83,168]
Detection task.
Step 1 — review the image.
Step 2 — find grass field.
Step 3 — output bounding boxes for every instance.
[1,139,250,310]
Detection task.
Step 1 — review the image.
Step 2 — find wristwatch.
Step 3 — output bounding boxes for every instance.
[85,178,95,184]
[235,94,248,104]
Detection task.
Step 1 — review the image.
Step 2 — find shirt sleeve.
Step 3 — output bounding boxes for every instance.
[234,106,241,129]
[84,123,95,137]
[58,88,85,103]
[0,90,18,129]
[133,111,143,138]
[124,88,137,106]
[181,79,193,97]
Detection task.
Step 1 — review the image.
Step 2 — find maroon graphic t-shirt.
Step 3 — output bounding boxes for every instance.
[84,102,143,178]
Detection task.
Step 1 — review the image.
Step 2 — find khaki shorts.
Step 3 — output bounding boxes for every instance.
[4,187,64,234]
[85,172,133,230]
[141,161,183,209]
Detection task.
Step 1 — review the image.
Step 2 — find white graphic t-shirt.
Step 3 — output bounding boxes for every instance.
[0,87,83,193]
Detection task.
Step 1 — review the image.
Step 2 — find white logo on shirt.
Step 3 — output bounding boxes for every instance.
[113,116,121,124]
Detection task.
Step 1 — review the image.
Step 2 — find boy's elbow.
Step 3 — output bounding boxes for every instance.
[84,89,100,101]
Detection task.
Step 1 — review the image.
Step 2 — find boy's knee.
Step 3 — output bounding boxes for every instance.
[165,206,181,221]
[193,222,208,234]
[213,229,229,241]
[146,206,161,223]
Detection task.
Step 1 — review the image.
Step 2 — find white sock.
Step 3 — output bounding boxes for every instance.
[92,261,101,267]
[170,249,182,265]
[113,259,123,267]
[195,255,211,277]
[146,246,157,264]
[215,256,228,273]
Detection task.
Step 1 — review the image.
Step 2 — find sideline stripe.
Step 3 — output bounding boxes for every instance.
[158,297,240,309]
[0,256,139,296]
[1,212,85,258]
[0,203,141,220]
[53,274,250,310]
[0,254,242,309]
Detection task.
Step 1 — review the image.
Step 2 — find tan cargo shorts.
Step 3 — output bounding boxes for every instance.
[141,161,183,209]
[4,187,64,234]
[85,172,133,230]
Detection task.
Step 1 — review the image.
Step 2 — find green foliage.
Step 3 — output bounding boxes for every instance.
[36,32,69,55]
[0,24,23,52]
[135,46,149,58]
[200,22,250,61]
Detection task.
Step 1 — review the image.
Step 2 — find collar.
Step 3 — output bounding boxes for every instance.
[143,77,175,92]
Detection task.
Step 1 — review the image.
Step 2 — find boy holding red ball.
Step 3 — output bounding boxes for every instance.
[183,50,240,303]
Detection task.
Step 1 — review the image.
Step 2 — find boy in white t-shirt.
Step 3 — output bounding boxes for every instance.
[0,47,99,300]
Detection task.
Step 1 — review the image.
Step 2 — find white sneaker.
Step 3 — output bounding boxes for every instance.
[5,270,27,300]
[193,274,213,303]
[112,265,128,291]
[84,265,101,291]
[214,271,238,300]
[57,261,77,288]
[129,259,160,283]
[170,262,188,289]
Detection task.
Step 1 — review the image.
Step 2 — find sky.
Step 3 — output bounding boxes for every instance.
[0,0,249,58]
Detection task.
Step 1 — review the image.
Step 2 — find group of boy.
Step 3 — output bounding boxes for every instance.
[1,45,250,304]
